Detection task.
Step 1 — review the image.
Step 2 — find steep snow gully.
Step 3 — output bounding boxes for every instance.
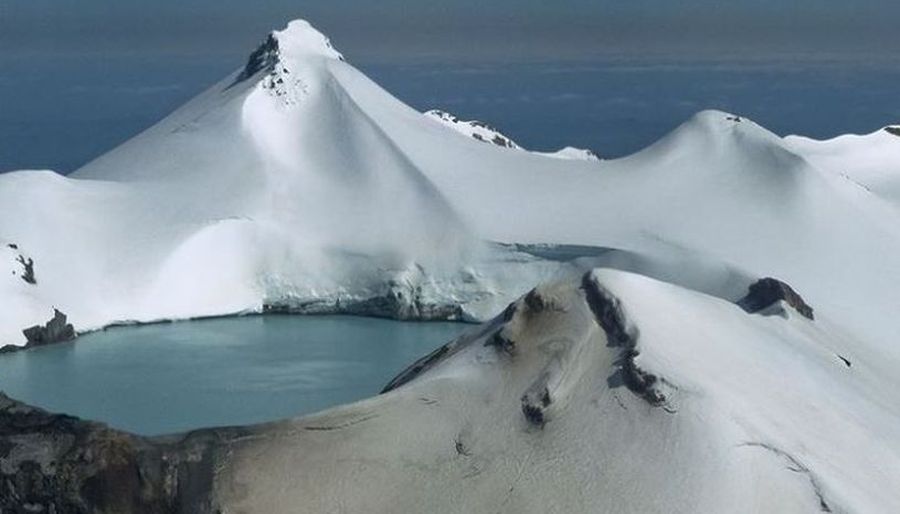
[2,18,900,513]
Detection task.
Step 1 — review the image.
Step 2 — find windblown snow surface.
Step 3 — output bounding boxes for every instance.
[786,126,900,205]
[2,19,900,512]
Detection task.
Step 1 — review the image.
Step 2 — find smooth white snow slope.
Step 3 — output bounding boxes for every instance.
[1,18,899,365]
[535,145,601,161]
[785,126,900,204]
[0,21,567,343]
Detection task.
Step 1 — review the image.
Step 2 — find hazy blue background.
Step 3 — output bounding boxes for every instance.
[2,0,899,172]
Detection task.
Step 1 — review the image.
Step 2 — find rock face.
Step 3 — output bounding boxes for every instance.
[22,309,76,347]
[737,277,814,320]
[237,33,280,82]
[885,126,900,137]
[581,273,667,406]
[0,393,227,514]
[15,254,36,284]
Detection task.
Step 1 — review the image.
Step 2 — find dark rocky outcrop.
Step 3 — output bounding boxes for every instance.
[484,329,516,355]
[425,110,519,149]
[22,309,76,347]
[884,126,900,137]
[491,134,515,148]
[525,288,547,313]
[737,278,814,320]
[234,34,280,84]
[0,393,230,513]
[16,254,36,284]
[521,386,550,428]
[581,274,631,347]
[581,273,667,406]
[612,348,667,406]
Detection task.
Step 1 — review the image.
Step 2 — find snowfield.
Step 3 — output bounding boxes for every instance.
[212,271,900,513]
[1,18,900,511]
[3,20,898,353]
[786,126,900,205]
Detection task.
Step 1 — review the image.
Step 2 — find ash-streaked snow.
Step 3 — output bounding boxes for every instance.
[212,272,900,513]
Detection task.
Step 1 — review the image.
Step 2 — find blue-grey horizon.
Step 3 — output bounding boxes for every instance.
[2,0,899,173]
[2,0,899,63]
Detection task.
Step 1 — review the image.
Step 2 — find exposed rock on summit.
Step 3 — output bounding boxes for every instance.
[737,277,814,320]
[236,33,280,82]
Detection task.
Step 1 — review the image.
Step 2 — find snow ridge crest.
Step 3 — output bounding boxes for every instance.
[236,19,343,83]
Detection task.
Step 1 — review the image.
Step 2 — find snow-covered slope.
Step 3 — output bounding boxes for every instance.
[211,271,900,513]
[6,271,898,512]
[3,16,900,513]
[785,126,900,204]
[2,17,900,369]
[0,21,567,345]
[424,109,600,160]
[424,109,522,149]
[534,145,600,161]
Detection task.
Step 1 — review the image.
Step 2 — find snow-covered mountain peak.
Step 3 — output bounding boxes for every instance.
[685,109,766,134]
[631,109,790,166]
[272,20,343,61]
[236,19,342,83]
[5,21,900,365]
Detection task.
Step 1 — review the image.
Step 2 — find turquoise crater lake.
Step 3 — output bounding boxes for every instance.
[0,315,466,435]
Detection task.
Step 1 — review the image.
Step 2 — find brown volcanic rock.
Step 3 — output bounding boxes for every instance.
[0,393,231,513]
